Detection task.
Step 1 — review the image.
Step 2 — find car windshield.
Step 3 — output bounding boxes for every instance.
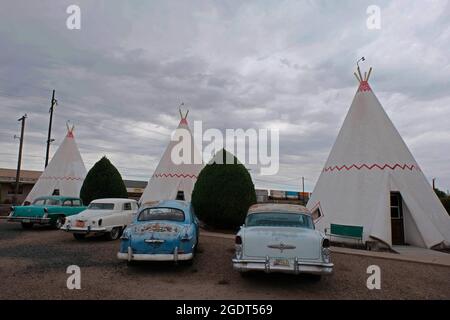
[138,207,185,222]
[88,203,115,210]
[32,198,60,206]
[246,212,314,229]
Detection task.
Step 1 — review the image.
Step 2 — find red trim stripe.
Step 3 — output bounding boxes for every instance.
[40,176,84,181]
[323,163,420,172]
[152,173,198,179]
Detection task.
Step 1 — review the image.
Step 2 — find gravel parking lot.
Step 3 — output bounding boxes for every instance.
[0,220,449,300]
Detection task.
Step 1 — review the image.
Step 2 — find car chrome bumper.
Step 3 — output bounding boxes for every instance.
[232,257,333,275]
[117,246,193,262]
[0,216,51,224]
[62,225,107,233]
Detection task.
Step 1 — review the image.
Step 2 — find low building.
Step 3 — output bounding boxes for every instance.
[123,179,147,200]
[0,168,148,204]
[0,168,41,204]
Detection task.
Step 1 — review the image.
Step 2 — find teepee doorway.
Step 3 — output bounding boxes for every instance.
[390,192,405,245]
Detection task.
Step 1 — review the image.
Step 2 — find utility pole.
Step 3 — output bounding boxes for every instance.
[301,176,305,204]
[432,178,436,190]
[45,89,57,168]
[15,114,27,205]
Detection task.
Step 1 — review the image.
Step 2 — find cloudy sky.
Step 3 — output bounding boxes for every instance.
[0,0,449,192]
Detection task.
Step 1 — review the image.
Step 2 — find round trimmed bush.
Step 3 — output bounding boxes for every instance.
[80,156,128,205]
[192,149,256,229]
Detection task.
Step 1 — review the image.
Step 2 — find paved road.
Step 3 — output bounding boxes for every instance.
[0,220,449,299]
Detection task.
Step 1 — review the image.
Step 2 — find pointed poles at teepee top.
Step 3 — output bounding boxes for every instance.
[179,102,189,120]
[354,57,373,83]
[66,120,75,138]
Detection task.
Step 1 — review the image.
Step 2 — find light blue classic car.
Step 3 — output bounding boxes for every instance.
[117,200,199,264]
[232,203,333,279]
[2,196,87,229]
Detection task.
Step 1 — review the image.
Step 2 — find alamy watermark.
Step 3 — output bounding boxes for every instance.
[366,265,381,290]
[66,5,81,30]
[366,5,381,30]
[170,121,279,176]
[66,265,81,289]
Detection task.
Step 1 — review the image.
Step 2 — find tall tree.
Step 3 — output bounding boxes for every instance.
[80,156,128,205]
[192,149,256,229]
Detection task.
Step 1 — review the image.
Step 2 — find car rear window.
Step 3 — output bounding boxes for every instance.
[138,207,185,222]
[88,203,115,210]
[246,212,314,229]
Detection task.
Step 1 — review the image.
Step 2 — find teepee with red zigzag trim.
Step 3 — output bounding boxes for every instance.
[307,65,450,249]
[25,125,87,203]
[139,109,203,204]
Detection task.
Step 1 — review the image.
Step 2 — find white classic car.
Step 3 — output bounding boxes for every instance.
[62,198,138,240]
[232,203,333,279]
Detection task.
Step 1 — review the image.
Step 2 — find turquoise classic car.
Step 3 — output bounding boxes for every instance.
[3,196,87,229]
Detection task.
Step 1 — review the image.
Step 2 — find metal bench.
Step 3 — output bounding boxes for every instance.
[325,223,364,245]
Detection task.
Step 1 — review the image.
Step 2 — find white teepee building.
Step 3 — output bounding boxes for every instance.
[139,110,203,204]
[307,66,450,249]
[25,126,87,203]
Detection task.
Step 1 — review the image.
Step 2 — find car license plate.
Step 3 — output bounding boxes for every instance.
[22,219,30,223]
[76,221,85,228]
[273,258,290,267]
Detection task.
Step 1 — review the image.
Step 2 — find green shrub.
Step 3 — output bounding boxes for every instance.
[80,156,128,205]
[192,149,256,229]
[441,198,450,216]
[434,187,447,199]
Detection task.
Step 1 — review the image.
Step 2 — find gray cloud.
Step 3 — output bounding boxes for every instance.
[0,0,449,192]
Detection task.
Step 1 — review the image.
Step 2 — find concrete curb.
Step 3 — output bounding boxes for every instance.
[200,230,450,268]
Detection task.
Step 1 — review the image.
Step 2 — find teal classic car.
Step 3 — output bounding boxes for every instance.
[3,196,87,229]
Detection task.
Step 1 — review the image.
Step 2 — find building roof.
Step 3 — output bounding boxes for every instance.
[0,168,42,184]
[123,180,147,189]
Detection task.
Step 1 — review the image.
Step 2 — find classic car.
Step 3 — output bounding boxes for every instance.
[1,196,87,229]
[232,203,333,279]
[62,198,138,240]
[117,200,199,264]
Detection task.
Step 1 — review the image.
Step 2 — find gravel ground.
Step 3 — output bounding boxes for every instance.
[0,220,449,300]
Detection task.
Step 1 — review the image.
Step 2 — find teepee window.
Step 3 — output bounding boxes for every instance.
[310,203,323,223]
[176,191,185,201]
[312,207,322,221]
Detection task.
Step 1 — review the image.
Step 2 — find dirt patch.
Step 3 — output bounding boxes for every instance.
[0,220,449,299]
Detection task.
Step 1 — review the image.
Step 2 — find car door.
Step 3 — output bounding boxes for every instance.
[61,199,74,216]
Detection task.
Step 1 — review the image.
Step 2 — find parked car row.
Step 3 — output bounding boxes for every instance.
[1,196,333,279]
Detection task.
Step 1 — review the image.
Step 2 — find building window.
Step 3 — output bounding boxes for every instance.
[52,189,60,196]
[8,185,23,195]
